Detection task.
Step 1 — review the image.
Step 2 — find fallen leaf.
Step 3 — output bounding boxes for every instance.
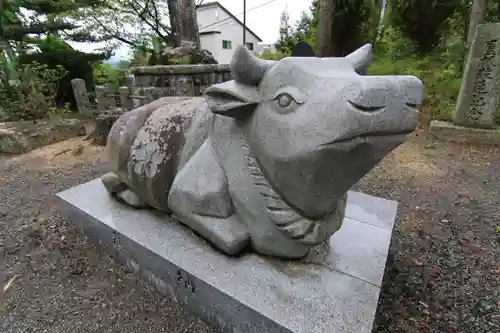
[419,301,429,308]
[413,259,423,266]
[72,146,84,156]
[1,275,18,298]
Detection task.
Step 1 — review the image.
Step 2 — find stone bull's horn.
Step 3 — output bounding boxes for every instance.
[344,43,373,75]
[230,45,277,86]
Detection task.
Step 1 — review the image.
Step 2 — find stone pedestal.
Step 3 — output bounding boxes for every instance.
[56,180,398,333]
[430,120,500,146]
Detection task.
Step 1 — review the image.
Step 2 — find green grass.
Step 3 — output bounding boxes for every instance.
[369,54,500,125]
[369,55,463,124]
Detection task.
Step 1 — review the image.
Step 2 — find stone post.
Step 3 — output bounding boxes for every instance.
[123,75,135,88]
[71,78,92,116]
[143,87,155,104]
[119,87,133,110]
[454,23,500,129]
[96,86,116,111]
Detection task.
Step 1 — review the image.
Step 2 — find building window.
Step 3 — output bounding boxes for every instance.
[222,40,232,49]
[246,42,254,51]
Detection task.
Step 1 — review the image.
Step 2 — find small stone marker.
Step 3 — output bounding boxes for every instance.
[454,23,500,129]
[71,78,92,116]
[95,86,117,110]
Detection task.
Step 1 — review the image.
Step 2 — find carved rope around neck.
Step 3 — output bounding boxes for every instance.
[241,143,345,245]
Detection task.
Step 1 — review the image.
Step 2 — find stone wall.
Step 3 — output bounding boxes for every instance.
[131,64,232,99]
[71,64,232,117]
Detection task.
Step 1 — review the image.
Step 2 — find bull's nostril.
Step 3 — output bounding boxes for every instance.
[348,100,385,112]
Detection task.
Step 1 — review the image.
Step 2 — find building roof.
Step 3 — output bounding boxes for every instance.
[199,30,222,36]
[196,1,263,42]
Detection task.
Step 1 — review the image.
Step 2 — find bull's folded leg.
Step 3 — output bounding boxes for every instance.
[168,139,250,255]
[101,172,148,209]
[171,212,250,255]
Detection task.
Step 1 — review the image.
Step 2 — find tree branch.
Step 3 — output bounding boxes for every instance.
[127,0,168,40]
[90,13,153,53]
[4,22,76,39]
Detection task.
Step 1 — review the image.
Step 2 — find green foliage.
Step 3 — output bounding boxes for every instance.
[165,56,193,65]
[1,0,106,115]
[390,0,462,54]
[129,48,150,67]
[19,41,107,109]
[0,62,69,121]
[283,0,382,56]
[259,50,286,60]
[375,26,416,59]
[275,8,317,56]
[93,61,130,88]
[70,0,173,54]
[324,0,377,56]
[0,0,101,48]
[275,10,296,55]
[38,35,74,53]
[370,41,465,123]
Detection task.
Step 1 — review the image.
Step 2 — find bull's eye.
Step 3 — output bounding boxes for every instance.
[275,93,294,108]
[272,87,305,113]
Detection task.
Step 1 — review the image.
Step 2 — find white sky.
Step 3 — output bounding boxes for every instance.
[70,0,312,60]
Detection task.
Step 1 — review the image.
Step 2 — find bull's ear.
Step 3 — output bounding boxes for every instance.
[345,43,372,75]
[204,80,260,118]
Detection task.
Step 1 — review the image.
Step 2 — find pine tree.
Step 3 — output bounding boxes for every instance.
[0,0,107,111]
[275,10,296,55]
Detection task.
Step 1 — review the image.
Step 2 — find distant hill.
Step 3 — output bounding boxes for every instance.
[103,57,122,67]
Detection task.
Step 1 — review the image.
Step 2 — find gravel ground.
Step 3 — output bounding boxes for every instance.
[0,130,499,333]
[0,138,215,333]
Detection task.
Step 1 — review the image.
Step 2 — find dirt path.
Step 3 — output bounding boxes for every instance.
[0,131,498,333]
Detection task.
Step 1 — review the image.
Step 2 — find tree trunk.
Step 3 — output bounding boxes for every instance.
[316,0,335,57]
[167,0,181,47]
[466,0,488,47]
[167,0,200,48]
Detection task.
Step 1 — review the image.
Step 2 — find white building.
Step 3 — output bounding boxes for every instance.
[197,1,263,64]
[259,43,278,54]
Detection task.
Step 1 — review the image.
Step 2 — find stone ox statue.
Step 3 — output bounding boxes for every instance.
[102,44,423,259]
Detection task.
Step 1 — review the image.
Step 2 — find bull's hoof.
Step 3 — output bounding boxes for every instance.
[116,189,148,209]
[101,172,127,194]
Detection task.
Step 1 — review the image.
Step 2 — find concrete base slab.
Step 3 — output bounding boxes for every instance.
[56,180,398,333]
[430,120,500,146]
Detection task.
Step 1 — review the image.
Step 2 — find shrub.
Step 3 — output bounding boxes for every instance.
[93,62,130,89]
[0,62,69,121]
[18,37,108,110]
[390,0,462,55]
[20,51,105,111]
[375,27,416,59]
[259,50,286,60]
